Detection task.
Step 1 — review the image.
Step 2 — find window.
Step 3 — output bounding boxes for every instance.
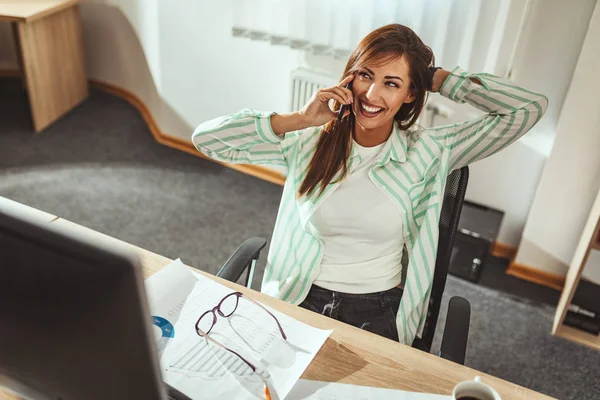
[232,0,530,77]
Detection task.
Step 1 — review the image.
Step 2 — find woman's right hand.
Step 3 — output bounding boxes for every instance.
[298,74,355,127]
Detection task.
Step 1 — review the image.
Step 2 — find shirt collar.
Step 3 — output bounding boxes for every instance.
[350,121,408,164]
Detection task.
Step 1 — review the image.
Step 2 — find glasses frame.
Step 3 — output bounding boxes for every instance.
[194,291,288,372]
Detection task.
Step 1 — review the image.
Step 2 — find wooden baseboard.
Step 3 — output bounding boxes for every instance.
[156,133,286,186]
[0,68,21,77]
[490,241,518,261]
[87,80,287,186]
[489,243,565,291]
[506,262,565,291]
[488,243,565,291]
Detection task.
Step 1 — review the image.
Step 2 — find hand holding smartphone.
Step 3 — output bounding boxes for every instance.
[296,73,354,128]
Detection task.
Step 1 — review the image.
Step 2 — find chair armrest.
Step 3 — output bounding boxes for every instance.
[439,296,471,364]
[216,237,267,283]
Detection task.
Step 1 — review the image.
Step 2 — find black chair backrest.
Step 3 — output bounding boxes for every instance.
[412,166,469,352]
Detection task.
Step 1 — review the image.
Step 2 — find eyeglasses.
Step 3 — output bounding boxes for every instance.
[194,291,287,373]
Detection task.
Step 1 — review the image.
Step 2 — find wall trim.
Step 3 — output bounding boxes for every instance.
[488,243,565,291]
[506,262,565,291]
[87,80,287,186]
[490,241,518,261]
[0,69,21,77]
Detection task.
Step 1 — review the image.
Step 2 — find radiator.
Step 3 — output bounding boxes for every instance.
[290,68,336,111]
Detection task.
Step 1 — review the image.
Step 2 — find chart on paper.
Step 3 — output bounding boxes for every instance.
[146,260,332,400]
[167,340,269,380]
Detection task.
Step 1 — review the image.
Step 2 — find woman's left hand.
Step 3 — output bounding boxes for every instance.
[430,68,450,93]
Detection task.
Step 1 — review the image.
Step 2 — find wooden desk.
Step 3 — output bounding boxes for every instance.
[0,196,57,223]
[0,0,88,132]
[0,218,556,400]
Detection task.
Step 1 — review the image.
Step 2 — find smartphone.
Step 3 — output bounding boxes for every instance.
[337,80,353,122]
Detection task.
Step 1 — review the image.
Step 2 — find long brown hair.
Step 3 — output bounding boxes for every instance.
[298,24,434,198]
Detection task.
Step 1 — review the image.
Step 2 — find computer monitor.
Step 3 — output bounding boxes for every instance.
[0,204,168,400]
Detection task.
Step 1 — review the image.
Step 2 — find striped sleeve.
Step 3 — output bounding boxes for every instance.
[191,109,299,166]
[433,67,549,171]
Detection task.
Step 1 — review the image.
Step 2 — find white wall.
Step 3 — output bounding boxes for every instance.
[508,0,597,156]
[0,0,594,250]
[515,1,600,284]
[155,0,300,133]
[79,1,162,123]
[78,0,302,139]
[83,0,161,90]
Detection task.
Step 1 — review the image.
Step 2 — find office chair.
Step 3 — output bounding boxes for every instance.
[411,166,470,364]
[215,166,471,365]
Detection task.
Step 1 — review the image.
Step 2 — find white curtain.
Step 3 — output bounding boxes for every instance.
[231,0,528,76]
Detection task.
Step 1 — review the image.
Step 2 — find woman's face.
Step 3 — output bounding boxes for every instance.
[351,54,416,131]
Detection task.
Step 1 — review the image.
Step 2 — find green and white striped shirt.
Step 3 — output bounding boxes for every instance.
[192,66,548,345]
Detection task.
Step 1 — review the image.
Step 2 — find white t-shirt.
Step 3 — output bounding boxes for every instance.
[310,139,405,294]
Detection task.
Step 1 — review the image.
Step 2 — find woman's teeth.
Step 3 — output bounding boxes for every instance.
[360,101,383,113]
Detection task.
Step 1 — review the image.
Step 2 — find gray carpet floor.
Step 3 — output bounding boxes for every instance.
[1,78,599,400]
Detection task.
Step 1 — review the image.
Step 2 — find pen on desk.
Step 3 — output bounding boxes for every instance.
[264,382,272,400]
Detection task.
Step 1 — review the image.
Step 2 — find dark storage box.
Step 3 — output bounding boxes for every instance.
[449,200,504,283]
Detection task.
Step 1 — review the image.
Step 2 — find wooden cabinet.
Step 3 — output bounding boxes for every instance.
[553,188,600,350]
[0,0,88,132]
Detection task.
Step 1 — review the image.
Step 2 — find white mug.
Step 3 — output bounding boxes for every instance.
[452,376,502,400]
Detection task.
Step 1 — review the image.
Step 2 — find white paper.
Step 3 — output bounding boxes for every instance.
[145,259,198,356]
[287,380,453,400]
[145,260,332,400]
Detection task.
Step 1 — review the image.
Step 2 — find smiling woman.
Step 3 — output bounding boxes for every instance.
[191,23,548,345]
[354,65,408,118]
[354,62,415,128]
[296,25,432,198]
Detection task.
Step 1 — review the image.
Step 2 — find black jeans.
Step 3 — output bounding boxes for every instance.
[298,284,403,341]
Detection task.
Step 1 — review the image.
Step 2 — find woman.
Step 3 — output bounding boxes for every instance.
[192,24,548,345]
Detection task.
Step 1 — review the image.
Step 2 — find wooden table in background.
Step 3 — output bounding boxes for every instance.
[0,0,88,132]
[0,214,556,400]
[553,187,600,350]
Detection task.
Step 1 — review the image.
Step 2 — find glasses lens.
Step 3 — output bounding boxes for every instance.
[196,312,214,335]
[220,293,239,317]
